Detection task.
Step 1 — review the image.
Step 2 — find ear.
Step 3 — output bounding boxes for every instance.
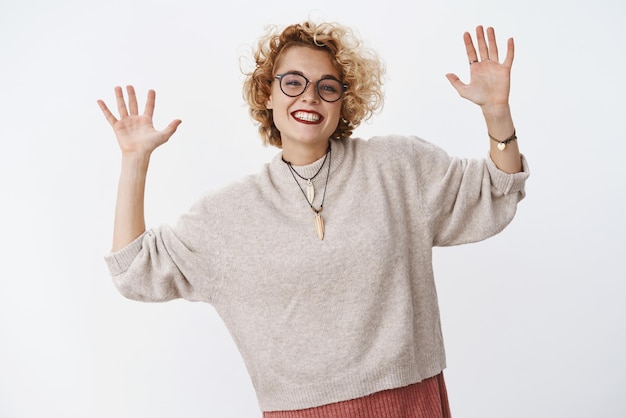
[266,95,273,110]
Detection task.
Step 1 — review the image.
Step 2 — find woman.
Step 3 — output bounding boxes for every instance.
[98,21,528,417]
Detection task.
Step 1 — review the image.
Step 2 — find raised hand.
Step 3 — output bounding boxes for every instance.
[98,86,182,251]
[445,26,514,112]
[97,85,181,157]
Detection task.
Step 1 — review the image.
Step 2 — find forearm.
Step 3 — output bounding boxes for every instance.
[112,153,151,252]
[482,104,522,173]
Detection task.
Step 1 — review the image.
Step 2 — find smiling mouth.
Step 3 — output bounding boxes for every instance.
[292,111,323,124]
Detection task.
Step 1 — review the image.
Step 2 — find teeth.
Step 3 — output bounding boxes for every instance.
[293,111,320,122]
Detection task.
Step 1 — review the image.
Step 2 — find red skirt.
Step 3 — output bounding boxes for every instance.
[263,373,451,418]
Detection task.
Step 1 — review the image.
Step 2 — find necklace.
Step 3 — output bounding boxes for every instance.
[281,146,329,204]
[283,145,332,240]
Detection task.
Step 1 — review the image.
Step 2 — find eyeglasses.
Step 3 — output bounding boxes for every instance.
[275,72,347,103]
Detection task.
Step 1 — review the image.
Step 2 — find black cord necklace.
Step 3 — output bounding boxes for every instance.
[282,144,330,204]
[283,144,332,240]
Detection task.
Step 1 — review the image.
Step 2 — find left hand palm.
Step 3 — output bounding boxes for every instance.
[446,26,514,110]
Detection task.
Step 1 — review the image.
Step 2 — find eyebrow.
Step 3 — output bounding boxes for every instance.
[283,70,341,81]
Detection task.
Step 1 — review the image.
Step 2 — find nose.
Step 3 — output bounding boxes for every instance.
[300,82,320,102]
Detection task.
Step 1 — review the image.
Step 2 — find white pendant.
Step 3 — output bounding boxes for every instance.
[497,142,507,151]
[306,179,315,204]
[314,213,325,240]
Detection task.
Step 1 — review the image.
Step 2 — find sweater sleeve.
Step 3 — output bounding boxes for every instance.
[103,194,223,304]
[411,138,530,247]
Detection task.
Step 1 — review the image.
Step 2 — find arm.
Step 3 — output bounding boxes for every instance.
[97,85,181,252]
[446,26,522,174]
[408,137,528,247]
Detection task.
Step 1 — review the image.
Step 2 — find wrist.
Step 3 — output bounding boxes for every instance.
[481,103,511,122]
[120,151,151,172]
[121,149,151,163]
[481,103,515,140]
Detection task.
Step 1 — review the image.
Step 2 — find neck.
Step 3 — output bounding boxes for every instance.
[282,140,330,166]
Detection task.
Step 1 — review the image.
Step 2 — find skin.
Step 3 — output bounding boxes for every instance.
[266,46,343,166]
[446,26,521,173]
[97,86,181,251]
[97,25,522,252]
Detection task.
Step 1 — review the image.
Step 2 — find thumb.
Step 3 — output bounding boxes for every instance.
[163,119,182,139]
[445,73,466,96]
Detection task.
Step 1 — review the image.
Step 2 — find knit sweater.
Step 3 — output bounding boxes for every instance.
[104,135,529,412]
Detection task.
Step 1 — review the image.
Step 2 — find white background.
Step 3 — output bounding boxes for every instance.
[1,0,624,417]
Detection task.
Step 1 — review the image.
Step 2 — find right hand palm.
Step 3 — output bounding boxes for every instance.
[97,85,181,156]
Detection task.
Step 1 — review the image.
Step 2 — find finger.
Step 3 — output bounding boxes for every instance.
[143,89,156,117]
[96,99,119,126]
[127,85,139,115]
[476,25,489,61]
[503,37,515,68]
[463,32,478,64]
[162,119,182,140]
[487,27,499,62]
[114,86,128,118]
[445,73,467,97]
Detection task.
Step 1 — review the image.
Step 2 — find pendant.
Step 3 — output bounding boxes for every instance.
[306,179,315,204]
[497,142,507,151]
[314,212,325,240]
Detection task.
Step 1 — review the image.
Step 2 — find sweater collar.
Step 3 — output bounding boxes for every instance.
[270,138,346,182]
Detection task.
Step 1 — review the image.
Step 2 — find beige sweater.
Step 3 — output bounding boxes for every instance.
[104,135,529,412]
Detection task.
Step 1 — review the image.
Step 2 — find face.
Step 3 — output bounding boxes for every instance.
[266,46,343,160]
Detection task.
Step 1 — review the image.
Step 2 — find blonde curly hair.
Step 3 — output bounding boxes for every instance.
[242,21,385,148]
